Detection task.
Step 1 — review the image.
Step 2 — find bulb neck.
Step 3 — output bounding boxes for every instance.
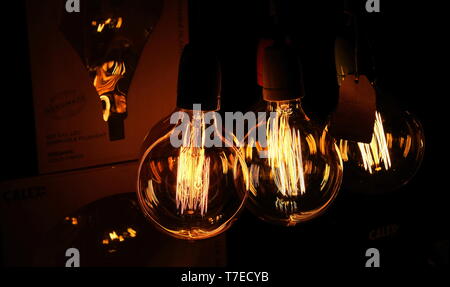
[176,44,221,111]
[266,98,304,115]
[262,44,305,101]
[176,106,218,114]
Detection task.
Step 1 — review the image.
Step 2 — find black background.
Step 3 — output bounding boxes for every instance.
[1,0,448,268]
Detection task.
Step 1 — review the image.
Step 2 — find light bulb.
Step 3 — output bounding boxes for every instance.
[337,105,425,193]
[332,10,426,194]
[245,100,343,226]
[60,1,163,140]
[136,44,248,240]
[244,44,343,226]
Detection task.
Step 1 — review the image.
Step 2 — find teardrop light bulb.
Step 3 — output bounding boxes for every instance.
[60,0,163,140]
[136,44,248,240]
[244,44,343,226]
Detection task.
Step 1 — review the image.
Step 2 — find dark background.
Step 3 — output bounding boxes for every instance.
[1,0,448,268]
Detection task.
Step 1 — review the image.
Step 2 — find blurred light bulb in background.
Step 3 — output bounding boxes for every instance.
[333,10,426,194]
[337,104,425,193]
[244,44,343,226]
[60,1,164,140]
[136,44,248,240]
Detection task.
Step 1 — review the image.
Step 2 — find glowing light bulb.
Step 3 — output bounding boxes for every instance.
[136,44,248,240]
[338,108,425,193]
[245,100,343,226]
[333,10,426,194]
[244,44,343,226]
[93,61,127,122]
[60,1,164,140]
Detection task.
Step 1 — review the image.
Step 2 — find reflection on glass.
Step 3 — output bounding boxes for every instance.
[60,0,164,140]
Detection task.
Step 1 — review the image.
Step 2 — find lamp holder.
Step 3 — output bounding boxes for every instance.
[262,42,305,102]
[330,5,377,143]
[176,43,221,111]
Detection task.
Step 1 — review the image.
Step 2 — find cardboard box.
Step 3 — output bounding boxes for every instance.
[5,1,225,267]
[27,0,188,174]
[0,161,226,267]
[0,161,138,266]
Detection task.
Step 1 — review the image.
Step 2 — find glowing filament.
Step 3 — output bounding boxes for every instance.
[356,111,392,173]
[267,110,306,197]
[116,17,123,28]
[176,114,210,216]
[65,216,78,225]
[103,228,137,245]
[109,231,119,240]
[127,228,137,238]
[275,198,298,214]
[97,23,105,32]
[94,17,123,32]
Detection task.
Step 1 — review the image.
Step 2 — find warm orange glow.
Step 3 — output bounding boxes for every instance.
[109,231,119,240]
[358,112,391,173]
[403,135,412,158]
[97,23,105,32]
[99,95,111,121]
[305,134,317,155]
[266,107,305,197]
[338,138,349,162]
[127,228,137,238]
[275,198,297,214]
[176,115,210,216]
[219,151,229,174]
[94,17,123,32]
[116,17,123,28]
[93,61,126,121]
[103,228,137,245]
[340,111,392,174]
[93,61,126,96]
[145,179,159,208]
[65,216,78,225]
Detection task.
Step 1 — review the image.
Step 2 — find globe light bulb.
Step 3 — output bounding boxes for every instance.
[336,101,425,193]
[332,10,426,194]
[136,44,248,240]
[244,44,343,226]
